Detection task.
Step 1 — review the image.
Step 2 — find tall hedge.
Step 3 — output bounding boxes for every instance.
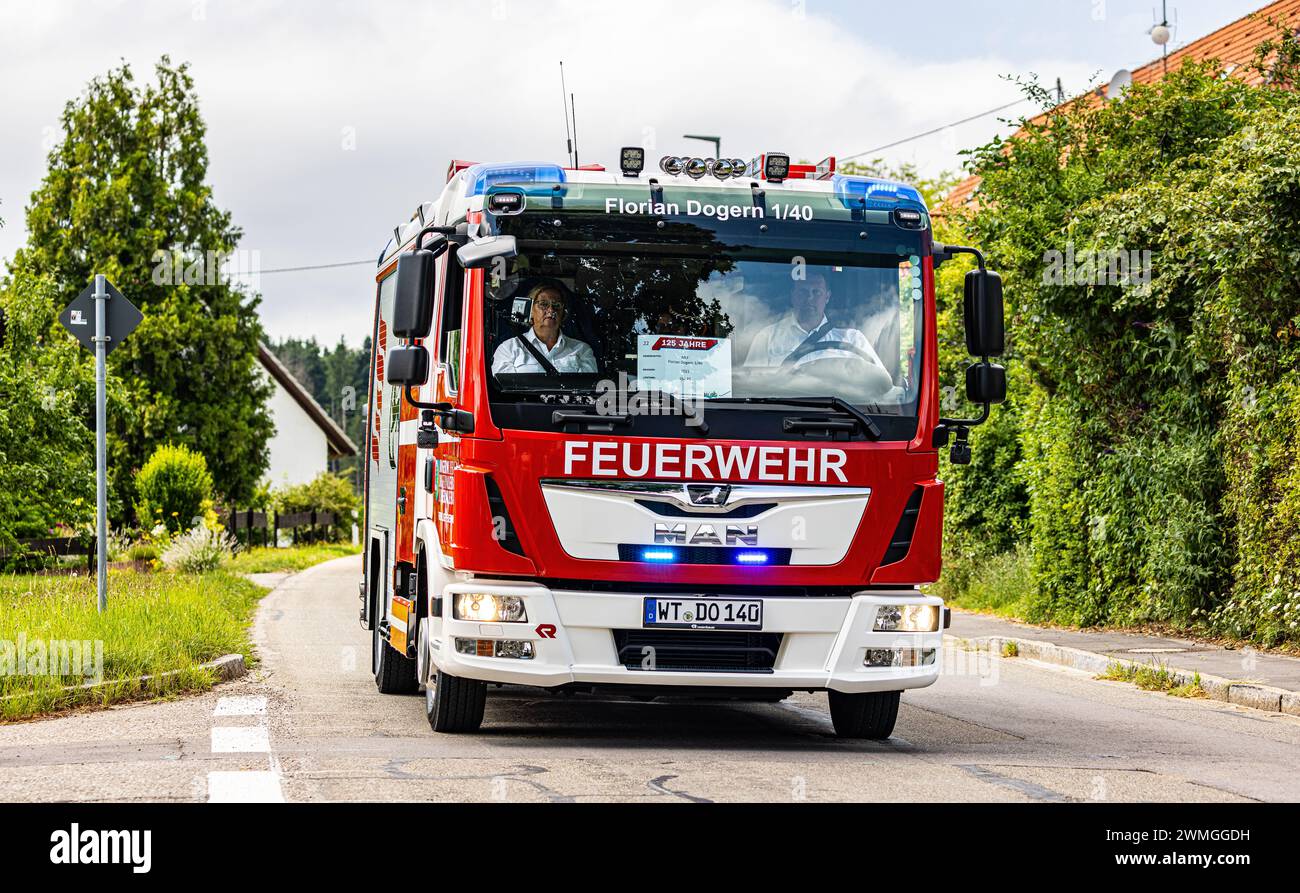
[940,29,1300,644]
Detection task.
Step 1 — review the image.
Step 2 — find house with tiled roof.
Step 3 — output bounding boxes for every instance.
[257,343,357,487]
[940,0,1300,215]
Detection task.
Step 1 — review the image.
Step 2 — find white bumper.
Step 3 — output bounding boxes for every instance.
[428,582,943,694]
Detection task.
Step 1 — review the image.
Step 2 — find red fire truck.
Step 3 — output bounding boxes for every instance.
[363,150,1005,738]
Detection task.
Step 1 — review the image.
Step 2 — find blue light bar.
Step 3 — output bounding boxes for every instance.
[641,549,678,562]
[464,162,567,197]
[735,551,770,564]
[832,174,927,212]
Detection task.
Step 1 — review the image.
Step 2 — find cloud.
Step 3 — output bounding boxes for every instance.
[0,0,1099,346]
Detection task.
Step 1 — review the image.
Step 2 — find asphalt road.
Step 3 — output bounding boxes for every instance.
[3,554,1299,803]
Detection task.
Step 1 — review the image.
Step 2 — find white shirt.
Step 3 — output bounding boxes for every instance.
[743,312,885,369]
[491,328,597,375]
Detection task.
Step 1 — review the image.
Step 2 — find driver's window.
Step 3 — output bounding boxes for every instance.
[439,258,463,393]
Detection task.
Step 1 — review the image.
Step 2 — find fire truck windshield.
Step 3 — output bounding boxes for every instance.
[487,254,920,408]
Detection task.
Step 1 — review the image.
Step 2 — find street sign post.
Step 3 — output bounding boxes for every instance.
[59,276,141,612]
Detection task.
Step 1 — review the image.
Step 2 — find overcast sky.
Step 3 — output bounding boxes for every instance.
[0,0,1270,347]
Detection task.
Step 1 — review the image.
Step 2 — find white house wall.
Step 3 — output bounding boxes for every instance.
[264,371,330,488]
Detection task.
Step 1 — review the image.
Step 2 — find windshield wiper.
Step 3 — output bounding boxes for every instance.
[706,396,882,440]
[551,409,631,433]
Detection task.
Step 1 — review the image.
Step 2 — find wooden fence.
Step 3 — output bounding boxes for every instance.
[222,509,337,547]
[0,536,96,569]
[1,510,339,567]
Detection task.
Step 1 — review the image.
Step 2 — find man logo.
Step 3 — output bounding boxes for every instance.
[654,523,758,546]
[686,484,731,507]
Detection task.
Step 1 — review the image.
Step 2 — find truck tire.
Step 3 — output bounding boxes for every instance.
[374,619,418,695]
[426,669,487,733]
[827,690,900,739]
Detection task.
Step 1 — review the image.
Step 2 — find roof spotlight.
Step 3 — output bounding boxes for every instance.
[763,152,791,183]
[660,155,685,175]
[711,158,733,179]
[684,157,708,179]
[619,146,645,177]
[730,158,748,178]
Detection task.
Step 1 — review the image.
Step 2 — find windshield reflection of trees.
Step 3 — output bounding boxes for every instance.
[577,254,737,363]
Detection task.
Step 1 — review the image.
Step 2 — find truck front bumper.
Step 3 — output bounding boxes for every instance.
[428,581,944,694]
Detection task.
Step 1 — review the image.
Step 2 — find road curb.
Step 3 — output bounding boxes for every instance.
[203,653,248,682]
[950,634,1298,716]
[0,653,247,705]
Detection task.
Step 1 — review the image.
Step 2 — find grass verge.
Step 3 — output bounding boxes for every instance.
[932,545,1036,619]
[0,569,265,722]
[225,542,361,574]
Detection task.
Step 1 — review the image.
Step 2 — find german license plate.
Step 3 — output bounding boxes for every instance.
[643,597,763,631]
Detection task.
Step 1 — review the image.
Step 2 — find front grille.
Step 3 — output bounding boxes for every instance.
[634,499,777,519]
[613,629,783,673]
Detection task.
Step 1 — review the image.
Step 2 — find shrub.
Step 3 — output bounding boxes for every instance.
[273,472,359,541]
[934,543,1036,618]
[938,37,1300,645]
[127,540,161,563]
[162,523,236,573]
[135,444,214,535]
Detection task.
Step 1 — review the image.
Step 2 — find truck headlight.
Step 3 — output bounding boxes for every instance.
[454,593,527,623]
[874,604,939,632]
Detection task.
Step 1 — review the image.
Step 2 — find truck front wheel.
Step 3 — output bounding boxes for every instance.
[827,690,900,739]
[426,669,487,733]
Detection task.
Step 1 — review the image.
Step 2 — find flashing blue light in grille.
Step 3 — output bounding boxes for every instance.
[641,549,678,562]
[734,551,770,564]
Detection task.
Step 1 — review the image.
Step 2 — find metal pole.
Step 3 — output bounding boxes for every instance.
[683,134,722,159]
[93,274,108,613]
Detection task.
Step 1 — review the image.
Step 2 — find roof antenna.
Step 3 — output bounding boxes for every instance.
[560,61,574,167]
[1150,1,1175,74]
[570,91,580,168]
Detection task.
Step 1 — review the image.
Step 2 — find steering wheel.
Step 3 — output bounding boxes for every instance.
[785,349,895,401]
[782,340,881,368]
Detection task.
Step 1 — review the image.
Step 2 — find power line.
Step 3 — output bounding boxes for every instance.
[252,259,375,275]
[239,101,1032,278]
[839,97,1031,163]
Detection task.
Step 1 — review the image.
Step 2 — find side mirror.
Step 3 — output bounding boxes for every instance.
[385,345,429,387]
[392,250,437,339]
[966,362,1006,405]
[963,269,1005,358]
[457,235,517,270]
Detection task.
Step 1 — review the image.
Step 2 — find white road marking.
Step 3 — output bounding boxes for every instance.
[207,771,285,803]
[207,698,285,802]
[213,695,267,716]
[211,725,272,753]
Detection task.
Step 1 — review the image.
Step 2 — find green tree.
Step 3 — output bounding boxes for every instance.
[0,267,101,556]
[7,57,272,510]
[270,337,328,399]
[941,24,1300,642]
